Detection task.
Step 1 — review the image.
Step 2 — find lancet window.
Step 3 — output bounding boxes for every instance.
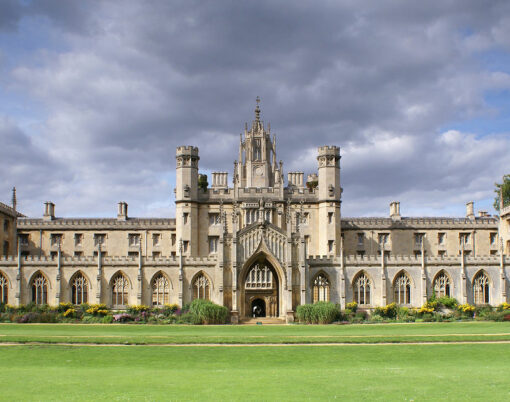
[193,274,210,300]
[312,274,330,303]
[353,273,371,305]
[245,264,273,289]
[393,272,411,305]
[152,273,170,306]
[31,273,48,305]
[71,273,88,304]
[473,272,490,305]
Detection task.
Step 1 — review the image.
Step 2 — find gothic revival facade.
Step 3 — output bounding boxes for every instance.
[1,102,509,322]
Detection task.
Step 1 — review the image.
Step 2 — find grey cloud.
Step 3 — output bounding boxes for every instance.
[3,1,510,217]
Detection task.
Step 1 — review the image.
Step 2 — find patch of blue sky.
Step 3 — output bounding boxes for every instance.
[440,89,510,136]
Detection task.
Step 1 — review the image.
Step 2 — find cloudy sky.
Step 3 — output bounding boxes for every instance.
[1,0,509,219]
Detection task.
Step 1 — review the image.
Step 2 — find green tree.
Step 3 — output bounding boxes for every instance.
[494,174,510,212]
[198,174,208,191]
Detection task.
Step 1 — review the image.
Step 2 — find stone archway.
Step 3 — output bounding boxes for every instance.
[251,298,266,317]
[241,257,280,318]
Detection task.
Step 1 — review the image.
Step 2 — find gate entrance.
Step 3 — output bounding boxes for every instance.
[251,298,266,317]
[243,259,279,318]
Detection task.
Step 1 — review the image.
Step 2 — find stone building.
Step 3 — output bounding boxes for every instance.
[0,101,508,322]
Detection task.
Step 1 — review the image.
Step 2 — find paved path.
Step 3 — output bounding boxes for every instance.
[1,340,510,347]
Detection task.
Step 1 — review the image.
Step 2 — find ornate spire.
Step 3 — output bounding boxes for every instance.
[255,96,261,122]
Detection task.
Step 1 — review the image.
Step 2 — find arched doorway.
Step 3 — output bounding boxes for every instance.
[251,298,266,317]
[242,257,279,318]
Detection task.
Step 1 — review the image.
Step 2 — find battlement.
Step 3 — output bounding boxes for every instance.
[317,145,340,156]
[176,146,199,156]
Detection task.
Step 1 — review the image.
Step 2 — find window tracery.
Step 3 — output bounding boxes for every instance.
[313,274,330,303]
[0,272,8,304]
[193,274,210,300]
[32,273,48,305]
[152,273,170,306]
[72,273,88,304]
[112,273,129,307]
[353,273,371,305]
[433,271,451,297]
[473,272,490,305]
[394,272,411,305]
[245,264,273,289]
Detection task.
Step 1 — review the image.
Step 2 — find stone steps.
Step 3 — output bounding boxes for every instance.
[240,317,286,325]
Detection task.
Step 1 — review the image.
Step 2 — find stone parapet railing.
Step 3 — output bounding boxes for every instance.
[17,217,176,230]
[341,216,498,229]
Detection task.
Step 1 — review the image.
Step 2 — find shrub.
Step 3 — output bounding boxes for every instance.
[374,303,398,319]
[102,315,114,324]
[296,302,339,324]
[345,302,358,313]
[63,308,76,318]
[188,299,229,324]
[436,296,458,309]
[457,303,475,318]
[113,313,133,323]
[127,305,150,314]
[58,302,73,313]
[86,304,109,316]
[497,302,510,311]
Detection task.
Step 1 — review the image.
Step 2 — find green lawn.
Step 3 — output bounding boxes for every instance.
[1,343,509,401]
[0,321,510,344]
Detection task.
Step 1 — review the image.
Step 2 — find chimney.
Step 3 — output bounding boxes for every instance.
[390,201,401,221]
[478,210,489,217]
[43,202,55,221]
[466,201,475,220]
[117,201,128,221]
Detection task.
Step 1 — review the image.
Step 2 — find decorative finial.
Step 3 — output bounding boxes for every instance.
[12,187,16,211]
[255,96,261,122]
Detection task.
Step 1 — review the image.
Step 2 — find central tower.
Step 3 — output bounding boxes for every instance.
[236,98,281,188]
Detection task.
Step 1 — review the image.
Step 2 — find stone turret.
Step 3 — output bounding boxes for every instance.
[317,145,341,256]
[175,146,199,201]
[317,146,341,201]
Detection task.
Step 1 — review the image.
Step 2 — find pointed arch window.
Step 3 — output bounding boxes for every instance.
[394,273,411,305]
[433,272,451,298]
[152,273,170,306]
[473,272,490,305]
[313,274,330,303]
[0,272,8,304]
[111,273,129,307]
[31,273,48,305]
[71,273,88,304]
[193,274,210,300]
[353,273,371,305]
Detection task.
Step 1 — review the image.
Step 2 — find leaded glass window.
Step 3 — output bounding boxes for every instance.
[313,274,330,303]
[353,273,371,305]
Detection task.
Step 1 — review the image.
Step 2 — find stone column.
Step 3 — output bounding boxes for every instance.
[421,243,427,305]
[178,240,183,307]
[96,246,102,304]
[380,248,387,306]
[340,237,345,309]
[137,246,143,305]
[460,248,467,304]
[55,246,62,304]
[15,244,21,306]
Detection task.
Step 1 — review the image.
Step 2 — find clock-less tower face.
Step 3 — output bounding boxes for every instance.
[254,166,264,176]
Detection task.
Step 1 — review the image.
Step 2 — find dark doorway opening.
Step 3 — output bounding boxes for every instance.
[251,298,266,318]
